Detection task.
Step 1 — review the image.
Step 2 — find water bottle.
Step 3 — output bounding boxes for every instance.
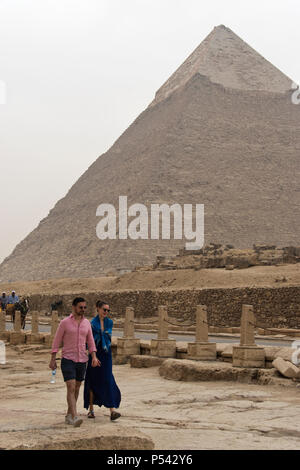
[50,368,56,384]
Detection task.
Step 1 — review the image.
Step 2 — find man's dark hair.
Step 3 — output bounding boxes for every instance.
[72,297,86,306]
[96,300,109,309]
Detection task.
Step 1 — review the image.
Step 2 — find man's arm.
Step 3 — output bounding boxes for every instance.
[49,321,65,369]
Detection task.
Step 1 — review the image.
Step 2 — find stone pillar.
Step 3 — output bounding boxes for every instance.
[232,304,265,368]
[10,310,26,345]
[240,304,256,346]
[26,311,43,344]
[150,306,176,358]
[0,311,5,332]
[51,311,59,336]
[14,310,21,332]
[117,307,140,363]
[44,311,59,347]
[124,307,135,339]
[0,310,9,341]
[187,305,216,360]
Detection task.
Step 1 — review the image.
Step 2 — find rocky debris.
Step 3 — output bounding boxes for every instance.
[130,355,164,368]
[272,357,300,379]
[220,344,240,362]
[153,244,300,272]
[158,358,298,387]
[275,277,288,283]
[159,358,258,383]
[4,425,154,450]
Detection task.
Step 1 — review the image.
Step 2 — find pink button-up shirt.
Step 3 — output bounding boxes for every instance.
[51,314,96,363]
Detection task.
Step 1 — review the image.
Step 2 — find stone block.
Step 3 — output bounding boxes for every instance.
[232,346,265,368]
[187,342,217,360]
[0,331,10,341]
[159,358,258,383]
[130,355,164,368]
[272,357,300,379]
[220,343,239,360]
[44,333,54,348]
[150,339,176,358]
[117,338,140,357]
[26,333,44,345]
[10,331,26,345]
[113,355,129,365]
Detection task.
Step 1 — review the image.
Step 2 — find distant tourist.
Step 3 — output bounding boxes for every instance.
[7,291,19,304]
[0,292,7,312]
[84,300,121,420]
[49,297,100,427]
[6,291,20,322]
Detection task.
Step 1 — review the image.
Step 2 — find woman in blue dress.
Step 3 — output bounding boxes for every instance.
[84,300,121,420]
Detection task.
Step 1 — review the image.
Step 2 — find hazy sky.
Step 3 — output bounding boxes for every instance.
[0,0,299,264]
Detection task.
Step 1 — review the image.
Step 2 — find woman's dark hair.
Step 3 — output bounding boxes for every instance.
[96,300,109,309]
[72,297,86,306]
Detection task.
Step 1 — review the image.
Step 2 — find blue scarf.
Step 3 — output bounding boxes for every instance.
[91,315,113,353]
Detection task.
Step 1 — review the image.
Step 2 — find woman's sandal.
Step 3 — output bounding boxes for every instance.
[110,411,121,421]
[87,410,95,419]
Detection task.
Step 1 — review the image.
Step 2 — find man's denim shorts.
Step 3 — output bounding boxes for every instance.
[61,357,87,382]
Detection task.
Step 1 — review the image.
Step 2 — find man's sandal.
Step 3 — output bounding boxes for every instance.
[87,410,95,418]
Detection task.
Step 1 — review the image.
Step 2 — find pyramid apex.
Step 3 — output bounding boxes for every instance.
[152,25,293,105]
[215,24,229,29]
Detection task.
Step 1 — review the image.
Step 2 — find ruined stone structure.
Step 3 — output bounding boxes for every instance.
[117,307,140,360]
[10,311,26,345]
[44,311,59,348]
[26,311,43,345]
[1,25,300,281]
[232,305,265,368]
[150,306,176,358]
[0,311,8,341]
[150,245,300,271]
[187,305,216,360]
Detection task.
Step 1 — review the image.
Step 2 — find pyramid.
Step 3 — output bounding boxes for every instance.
[1,25,300,281]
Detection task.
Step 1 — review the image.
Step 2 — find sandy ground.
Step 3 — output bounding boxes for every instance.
[0,264,300,296]
[1,345,300,450]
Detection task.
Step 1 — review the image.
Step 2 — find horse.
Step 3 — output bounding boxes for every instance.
[50,300,63,317]
[7,298,29,329]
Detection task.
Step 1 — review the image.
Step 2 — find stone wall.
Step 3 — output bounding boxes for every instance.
[28,286,300,329]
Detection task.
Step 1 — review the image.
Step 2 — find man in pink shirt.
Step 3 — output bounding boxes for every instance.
[49,297,100,427]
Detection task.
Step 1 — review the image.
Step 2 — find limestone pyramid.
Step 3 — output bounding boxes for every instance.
[1,25,299,281]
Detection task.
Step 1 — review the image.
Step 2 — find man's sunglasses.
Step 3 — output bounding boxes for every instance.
[79,306,87,310]
[103,308,110,313]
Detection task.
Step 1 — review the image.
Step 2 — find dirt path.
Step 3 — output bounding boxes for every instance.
[1,345,300,449]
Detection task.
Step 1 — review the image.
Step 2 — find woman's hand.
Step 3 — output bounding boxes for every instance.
[91,352,101,367]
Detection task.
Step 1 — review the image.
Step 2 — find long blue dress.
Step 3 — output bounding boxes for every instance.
[84,316,121,410]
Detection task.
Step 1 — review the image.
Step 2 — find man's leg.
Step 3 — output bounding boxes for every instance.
[66,379,77,419]
[75,380,82,404]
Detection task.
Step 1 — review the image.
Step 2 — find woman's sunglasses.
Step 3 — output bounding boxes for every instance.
[103,308,110,313]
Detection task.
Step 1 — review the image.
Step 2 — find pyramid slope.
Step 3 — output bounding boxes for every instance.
[152,25,293,106]
[0,27,299,281]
